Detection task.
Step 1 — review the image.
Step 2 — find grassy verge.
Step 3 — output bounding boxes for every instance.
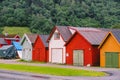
[18,59,46,63]
[0,63,106,76]
[2,26,31,37]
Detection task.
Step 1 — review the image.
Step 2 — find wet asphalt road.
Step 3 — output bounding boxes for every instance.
[0,69,120,80]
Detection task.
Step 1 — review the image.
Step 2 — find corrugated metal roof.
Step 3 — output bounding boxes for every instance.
[12,41,22,50]
[57,26,72,41]
[0,38,7,44]
[78,30,108,45]
[26,34,38,43]
[70,27,112,32]
[39,35,49,47]
[111,30,120,43]
[71,27,100,31]
[5,38,20,40]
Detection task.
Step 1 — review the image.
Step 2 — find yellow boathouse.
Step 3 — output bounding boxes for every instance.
[99,30,120,68]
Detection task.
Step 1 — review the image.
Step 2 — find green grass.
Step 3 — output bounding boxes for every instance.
[0,63,106,76]
[18,59,45,63]
[2,26,31,37]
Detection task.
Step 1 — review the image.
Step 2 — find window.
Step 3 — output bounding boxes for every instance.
[54,32,60,39]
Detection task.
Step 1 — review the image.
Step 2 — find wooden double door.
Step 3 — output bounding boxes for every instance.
[73,50,84,66]
[105,52,119,68]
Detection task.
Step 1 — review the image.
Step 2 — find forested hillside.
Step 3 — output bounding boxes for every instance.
[0,0,120,34]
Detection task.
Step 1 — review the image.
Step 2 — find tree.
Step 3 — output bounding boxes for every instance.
[0,0,120,33]
[111,23,120,28]
[80,18,101,27]
[30,15,53,34]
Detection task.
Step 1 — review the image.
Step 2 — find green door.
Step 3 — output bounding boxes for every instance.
[105,52,119,68]
[73,50,84,66]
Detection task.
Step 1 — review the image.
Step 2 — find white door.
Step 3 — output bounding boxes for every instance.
[51,49,63,63]
[73,50,84,66]
[24,48,30,61]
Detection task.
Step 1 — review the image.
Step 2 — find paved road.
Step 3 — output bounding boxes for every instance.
[0,59,120,80]
[0,70,50,80]
[0,69,120,80]
[0,70,72,80]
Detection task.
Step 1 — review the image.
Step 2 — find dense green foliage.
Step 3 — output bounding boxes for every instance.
[0,0,120,34]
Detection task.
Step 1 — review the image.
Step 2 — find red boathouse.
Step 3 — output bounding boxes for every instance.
[65,29,107,66]
[33,35,49,62]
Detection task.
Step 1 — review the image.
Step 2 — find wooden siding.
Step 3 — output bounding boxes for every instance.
[17,51,22,59]
[33,36,48,62]
[4,39,11,45]
[100,34,120,67]
[22,38,32,61]
[46,48,49,62]
[49,29,66,64]
[0,44,3,48]
[92,46,100,66]
[66,33,100,66]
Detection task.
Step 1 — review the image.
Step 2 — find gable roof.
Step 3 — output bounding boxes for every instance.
[99,29,120,48]
[39,35,49,47]
[0,34,19,38]
[70,27,100,31]
[65,28,109,46]
[47,26,72,42]
[20,34,38,46]
[78,30,108,45]
[70,27,112,32]
[0,38,7,44]
[111,30,120,43]
[4,38,20,40]
[72,27,112,45]
[26,34,38,44]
